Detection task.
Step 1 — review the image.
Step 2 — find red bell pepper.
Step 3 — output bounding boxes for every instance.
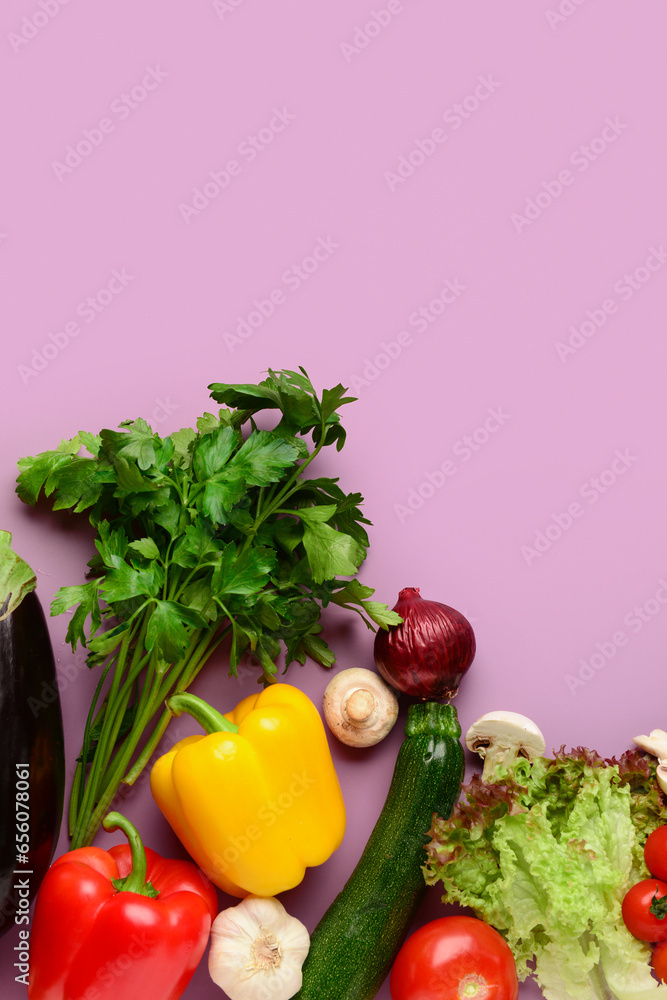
[27,811,218,1000]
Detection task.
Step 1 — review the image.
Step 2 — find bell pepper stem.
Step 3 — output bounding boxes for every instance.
[166,692,239,735]
[103,811,159,898]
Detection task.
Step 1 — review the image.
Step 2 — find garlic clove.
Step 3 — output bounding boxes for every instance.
[209,895,310,1000]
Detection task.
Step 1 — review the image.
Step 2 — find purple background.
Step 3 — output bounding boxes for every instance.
[2,2,667,997]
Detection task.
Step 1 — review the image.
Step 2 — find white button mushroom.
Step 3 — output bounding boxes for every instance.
[633,728,667,796]
[465,711,546,782]
[323,668,399,748]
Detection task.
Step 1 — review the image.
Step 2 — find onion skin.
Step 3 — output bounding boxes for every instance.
[373,588,475,700]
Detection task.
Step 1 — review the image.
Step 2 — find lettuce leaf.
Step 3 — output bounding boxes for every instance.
[425,747,667,999]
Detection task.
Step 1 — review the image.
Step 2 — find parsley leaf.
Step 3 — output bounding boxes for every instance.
[296,507,366,583]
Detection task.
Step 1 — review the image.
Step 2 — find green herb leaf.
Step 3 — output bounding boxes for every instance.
[87,622,131,656]
[201,478,245,523]
[296,509,366,583]
[111,455,152,493]
[331,580,403,630]
[51,581,102,650]
[16,436,81,505]
[171,523,219,569]
[101,562,163,603]
[128,537,160,560]
[213,543,276,597]
[196,411,224,434]
[152,500,182,538]
[193,425,238,479]
[320,384,357,422]
[228,430,299,486]
[297,631,336,668]
[169,427,196,469]
[116,418,158,470]
[78,431,101,456]
[145,600,192,661]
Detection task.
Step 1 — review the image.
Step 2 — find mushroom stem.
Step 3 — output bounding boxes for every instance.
[345,689,376,725]
[465,711,546,783]
[477,744,524,782]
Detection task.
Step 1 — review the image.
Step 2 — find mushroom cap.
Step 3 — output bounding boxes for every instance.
[633,729,667,762]
[658,764,667,798]
[633,730,667,796]
[323,668,399,748]
[465,710,546,758]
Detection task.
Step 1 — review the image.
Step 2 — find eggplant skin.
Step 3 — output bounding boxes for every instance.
[0,590,65,937]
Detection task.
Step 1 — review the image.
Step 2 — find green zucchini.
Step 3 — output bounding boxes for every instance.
[295,700,464,1000]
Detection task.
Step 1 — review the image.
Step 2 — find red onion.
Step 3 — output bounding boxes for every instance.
[373,588,475,700]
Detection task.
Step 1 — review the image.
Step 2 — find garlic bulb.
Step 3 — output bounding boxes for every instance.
[209,895,310,1000]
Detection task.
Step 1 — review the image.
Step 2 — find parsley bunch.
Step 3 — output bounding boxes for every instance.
[16,368,399,848]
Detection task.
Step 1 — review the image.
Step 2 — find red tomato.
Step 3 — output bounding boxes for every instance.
[653,940,667,984]
[645,827,667,881]
[390,915,518,1000]
[622,879,667,942]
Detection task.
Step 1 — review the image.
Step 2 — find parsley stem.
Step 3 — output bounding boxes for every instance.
[123,626,229,785]
[120,708,171,787]
[72,733,140,847]
[72,659,161,847]
[73,627,139,846]
[71,623,230,845]
[70,612,149,846]
[68,655,115,837]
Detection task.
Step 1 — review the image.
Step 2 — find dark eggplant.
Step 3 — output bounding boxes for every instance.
[0,531,65,938]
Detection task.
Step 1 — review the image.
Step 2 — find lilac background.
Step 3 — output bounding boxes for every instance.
[2,1,667,996]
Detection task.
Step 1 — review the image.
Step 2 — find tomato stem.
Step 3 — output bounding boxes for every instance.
[458,974,490,999]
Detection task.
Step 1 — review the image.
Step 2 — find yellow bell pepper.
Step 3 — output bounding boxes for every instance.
[150,683,346,897]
